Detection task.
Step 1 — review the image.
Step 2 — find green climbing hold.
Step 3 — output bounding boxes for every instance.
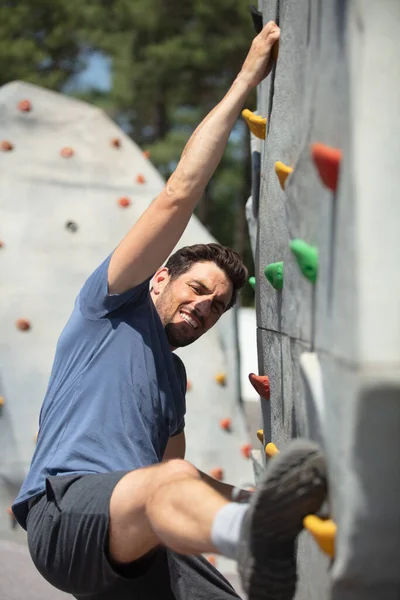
[249,276,256,290]
[264,262,284,290]
[290,239,318,283]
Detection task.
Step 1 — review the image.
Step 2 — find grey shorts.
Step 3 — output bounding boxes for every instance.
[26,471,241,600]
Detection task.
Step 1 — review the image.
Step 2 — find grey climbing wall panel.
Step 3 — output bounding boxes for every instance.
[248,0,400,599]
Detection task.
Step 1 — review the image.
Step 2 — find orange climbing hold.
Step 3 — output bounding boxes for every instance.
[111,137,121,148]
[136,174,146,184]
[209,467,224,481]
[18,99,32,112]
[215,372,226,386]
[220,417,232,431]
[1,140,13,151]
[241,443,252,459]
[0,396,4,416]
[186,379,192,392]
[265,442,279,457]
[248,373,270,400]
[0,241,4,248]
[207,555,217,566]
[304,515,336,558]
[275,161,293,190]
[61,147,74,158]
[311,143,342,192]
[143,150,151,159]
[118,197,131,208]
[16,318,31,331]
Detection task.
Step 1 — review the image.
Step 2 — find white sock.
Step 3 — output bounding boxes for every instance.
[210,502,248,560]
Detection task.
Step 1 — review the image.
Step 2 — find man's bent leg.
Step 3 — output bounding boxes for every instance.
[109,458,228,564]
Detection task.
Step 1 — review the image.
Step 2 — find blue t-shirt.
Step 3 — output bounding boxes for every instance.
[13,254,186,529]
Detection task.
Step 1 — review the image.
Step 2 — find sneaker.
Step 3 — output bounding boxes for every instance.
[237,439,327,600]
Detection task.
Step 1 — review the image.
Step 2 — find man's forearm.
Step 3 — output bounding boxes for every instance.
[199,469,235,501]
[167,76,252,205]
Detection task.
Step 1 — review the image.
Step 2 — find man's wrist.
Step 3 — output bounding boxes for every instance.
[232,74,255,95]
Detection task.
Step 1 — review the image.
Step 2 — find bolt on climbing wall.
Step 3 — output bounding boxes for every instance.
[0,82,254,588]
[245,1,400,599]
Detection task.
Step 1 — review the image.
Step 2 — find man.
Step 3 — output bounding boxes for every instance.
[13,22,327,600]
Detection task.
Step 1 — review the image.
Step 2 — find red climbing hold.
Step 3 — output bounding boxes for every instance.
[311,143,342,192]
[16,318,31,332]
[240,443,252,459]
[18,99,32,112]
[143,150,151,159]
[0,241,4,248]
[111,137,121,148]
[186,380,192,392]
[209,467,224,481]
[248,373,270,400]
[61,147,74,158]
[118,197,131,208]
[1,140,13,151]
[136,174,146,184]
[219,418,232,432]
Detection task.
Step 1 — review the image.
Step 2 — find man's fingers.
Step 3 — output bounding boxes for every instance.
[260,21,280,46]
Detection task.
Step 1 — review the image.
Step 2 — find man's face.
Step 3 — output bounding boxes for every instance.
[151,261,233,349]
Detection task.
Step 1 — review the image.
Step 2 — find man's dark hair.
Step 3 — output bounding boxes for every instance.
[164,243,248,310]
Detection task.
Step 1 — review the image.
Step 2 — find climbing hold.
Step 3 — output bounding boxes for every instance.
[111,137,121,148]
[207,555,217,567]
[34,431,38,443]
[250,5,263,34]
[256,429,264,443]
[0,396,4,417]
[136,174,146,184]
[248,373,270,400]
[209,467,224,481]
[264,261,284,290]
[289,239,318,283]
[311,143,342,192]
[61,147,74,158]
[16,318,31,331]
[265,442,279,457]
[143,150,151,159]
[241,443,252,459]
[7,507,17,529]
[220,417,232,432]
[65,221,78,233]
[118,197,131,208]
[248,276,256,290]
[215,372,226,386]
[304,515,336,558]
[275,161,293,190]
[1,140,13,151]
[241,109,267,140]
[0,240,4,248]
[18,99,32,112]
[186,379,192,392]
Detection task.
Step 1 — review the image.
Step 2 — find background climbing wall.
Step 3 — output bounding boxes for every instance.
[247,1,400,599]
[0,81,254,596]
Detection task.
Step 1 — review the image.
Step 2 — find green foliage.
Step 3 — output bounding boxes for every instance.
[0,0,88,89]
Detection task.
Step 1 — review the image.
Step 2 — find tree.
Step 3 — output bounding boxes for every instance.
[0,0,90,89]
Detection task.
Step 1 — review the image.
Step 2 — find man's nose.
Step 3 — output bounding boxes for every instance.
[194,297,212,320]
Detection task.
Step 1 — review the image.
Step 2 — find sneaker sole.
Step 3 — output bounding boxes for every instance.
[237,439,327,600]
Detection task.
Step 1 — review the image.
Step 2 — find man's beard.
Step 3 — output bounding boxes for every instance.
[155,285,198,348]
[164,322,196,348]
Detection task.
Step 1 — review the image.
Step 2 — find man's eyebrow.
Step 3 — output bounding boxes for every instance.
[192,280,227,312]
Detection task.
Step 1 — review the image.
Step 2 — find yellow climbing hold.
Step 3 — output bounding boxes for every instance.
[215,372,226,386]
[256,429,264,443]
[303,515,336,558]
[265,442,279,457]
[0,396,4,406]
[242,109,267,140]
[275,162,293,190]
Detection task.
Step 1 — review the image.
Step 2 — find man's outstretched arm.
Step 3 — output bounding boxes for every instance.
[108,22,280,294]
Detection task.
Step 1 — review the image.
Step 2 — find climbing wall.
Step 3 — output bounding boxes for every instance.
[246,1,400,599]
[0,81,253,595]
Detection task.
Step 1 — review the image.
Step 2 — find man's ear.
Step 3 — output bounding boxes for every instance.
[151,267,170,296]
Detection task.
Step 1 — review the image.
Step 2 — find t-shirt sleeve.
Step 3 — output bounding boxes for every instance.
[78,253,152,319]
[171,353,187,436]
